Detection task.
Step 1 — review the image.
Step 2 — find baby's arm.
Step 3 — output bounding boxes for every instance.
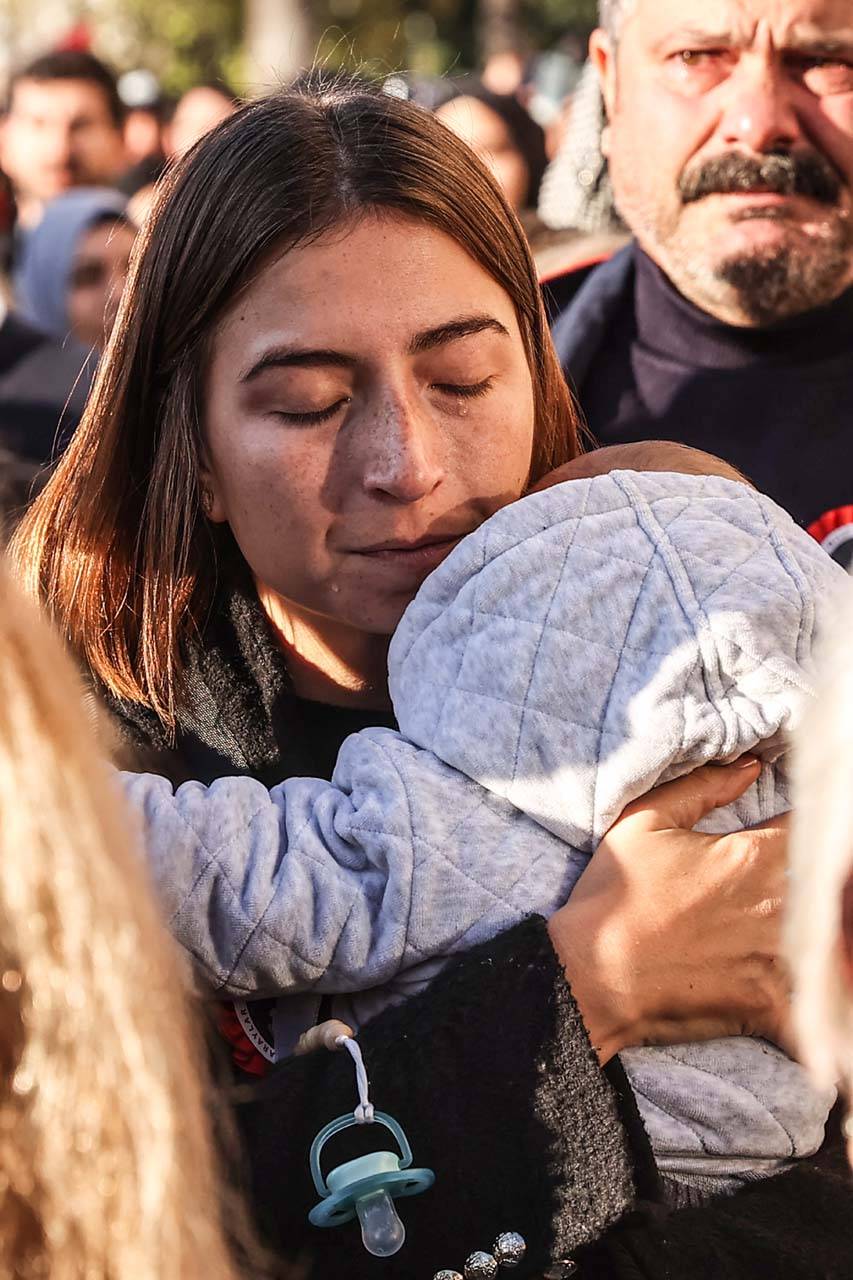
[121,728,552,999]
[121,729,425,997]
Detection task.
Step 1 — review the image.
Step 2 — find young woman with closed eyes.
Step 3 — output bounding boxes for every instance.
[13,81,847,1279]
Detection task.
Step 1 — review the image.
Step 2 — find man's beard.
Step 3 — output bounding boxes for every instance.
[673,149,853,324]
[713,223,853,326]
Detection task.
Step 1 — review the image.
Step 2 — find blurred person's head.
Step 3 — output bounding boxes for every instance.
[481,49,528,96]
[16,187,135,349]
[530,439,751,491]
[591,0,853,326]
[124,104,166,165]
[787,576,853,1161]
[436,81,548,212]
[0,559,242,1277]
[118,68,168,166]
[11,80,579,727]
[1,50,126,227]
[167,82,238,158]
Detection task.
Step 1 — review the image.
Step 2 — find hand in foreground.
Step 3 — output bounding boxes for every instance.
[548,760,790,1064]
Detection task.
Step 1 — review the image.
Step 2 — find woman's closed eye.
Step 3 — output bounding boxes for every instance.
[273,396,352,425]
[271,377,495,425]
[431,376,495,399]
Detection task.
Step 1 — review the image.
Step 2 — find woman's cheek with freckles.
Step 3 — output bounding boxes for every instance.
[225,458,332,593]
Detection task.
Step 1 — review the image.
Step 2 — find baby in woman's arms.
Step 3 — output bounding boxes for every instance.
[125,440,846,1191]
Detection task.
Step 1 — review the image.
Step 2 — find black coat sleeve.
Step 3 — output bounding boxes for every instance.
[577,1108,853,1280]
[234,916,655,1279]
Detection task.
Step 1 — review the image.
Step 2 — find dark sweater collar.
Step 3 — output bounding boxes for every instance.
[107,564,396,786]
[634,245,853,370]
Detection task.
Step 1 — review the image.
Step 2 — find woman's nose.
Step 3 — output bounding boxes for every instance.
[358,393,445,503]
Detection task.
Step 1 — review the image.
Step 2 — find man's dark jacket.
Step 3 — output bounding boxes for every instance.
[549,244,853,568]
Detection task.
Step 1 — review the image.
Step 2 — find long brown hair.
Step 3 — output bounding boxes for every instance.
[0,561,243,1279]
[12,79,580,728]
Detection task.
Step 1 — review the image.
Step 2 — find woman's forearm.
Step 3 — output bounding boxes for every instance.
[236,916,655,1279]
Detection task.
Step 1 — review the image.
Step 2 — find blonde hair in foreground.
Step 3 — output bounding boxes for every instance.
[787,575,853,1102]
[0,562,239,1279]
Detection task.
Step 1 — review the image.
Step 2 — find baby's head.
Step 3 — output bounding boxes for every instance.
[530,441,752,494]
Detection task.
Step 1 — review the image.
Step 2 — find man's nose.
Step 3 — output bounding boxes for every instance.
[43,123,74,165]
[358,393,444,503]
[718,58,801,154]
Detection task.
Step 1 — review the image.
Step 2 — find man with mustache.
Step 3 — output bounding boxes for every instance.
[1,49,127,233]
[549,0,853,568]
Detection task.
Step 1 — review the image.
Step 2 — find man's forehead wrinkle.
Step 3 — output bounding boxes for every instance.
[631,0,853,42]
[649,26,744,52]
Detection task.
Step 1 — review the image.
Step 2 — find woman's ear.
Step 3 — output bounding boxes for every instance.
[198,460,228,524]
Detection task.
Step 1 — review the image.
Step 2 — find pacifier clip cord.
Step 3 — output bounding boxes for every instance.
[305,1021,435,1256]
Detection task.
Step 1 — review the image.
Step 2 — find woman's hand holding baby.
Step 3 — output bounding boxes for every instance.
[548,759,790,1064]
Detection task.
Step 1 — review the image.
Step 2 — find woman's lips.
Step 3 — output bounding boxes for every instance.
[351,536,463,572]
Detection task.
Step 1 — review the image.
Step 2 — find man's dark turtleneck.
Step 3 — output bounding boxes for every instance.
[581,245,853,539]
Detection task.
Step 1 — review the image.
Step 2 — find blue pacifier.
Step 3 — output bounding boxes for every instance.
[307,1037,435,1257]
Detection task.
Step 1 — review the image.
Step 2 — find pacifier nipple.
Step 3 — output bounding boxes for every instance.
[356,1188,406,1257]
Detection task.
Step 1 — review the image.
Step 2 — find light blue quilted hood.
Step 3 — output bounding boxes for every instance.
[389,470,842,852]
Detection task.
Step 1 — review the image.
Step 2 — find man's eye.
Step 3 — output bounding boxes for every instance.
[787,53,853,94]
[674,49,726,67]
[431,377,494,399]
[70,264,107,289]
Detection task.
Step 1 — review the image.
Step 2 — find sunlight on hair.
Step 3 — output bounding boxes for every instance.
[788,578,853,1099]
[0,561,242,1279]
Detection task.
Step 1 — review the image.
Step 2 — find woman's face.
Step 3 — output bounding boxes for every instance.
[67,218,135,350]
[202,213,536,637]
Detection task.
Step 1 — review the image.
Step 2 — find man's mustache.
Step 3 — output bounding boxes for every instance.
[679,150,842,206]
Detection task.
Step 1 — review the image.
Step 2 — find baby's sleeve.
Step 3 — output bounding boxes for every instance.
[121,728,535,999]
[121,729,427,997]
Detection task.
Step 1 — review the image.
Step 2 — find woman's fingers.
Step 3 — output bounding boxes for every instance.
[614,758,762,835]
[551,758,795,1058]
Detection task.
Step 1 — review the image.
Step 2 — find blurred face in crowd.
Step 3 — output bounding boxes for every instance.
[124,106,163,164]
[1,78,126,216]
[201,213,535,643]
[168,86,236,158]
[67,217,135,350]
[436,96,531,211]
[591,0,853,325]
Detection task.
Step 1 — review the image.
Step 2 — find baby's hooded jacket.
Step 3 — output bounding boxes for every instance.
[125,470,846,1185]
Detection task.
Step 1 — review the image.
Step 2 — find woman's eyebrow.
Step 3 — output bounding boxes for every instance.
[408,314,510,354]
[239,315,510,382]
[240,347,357,383]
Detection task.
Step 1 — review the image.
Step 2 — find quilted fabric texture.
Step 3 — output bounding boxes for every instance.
[128,470,845,1184]
[390,470,837,848]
